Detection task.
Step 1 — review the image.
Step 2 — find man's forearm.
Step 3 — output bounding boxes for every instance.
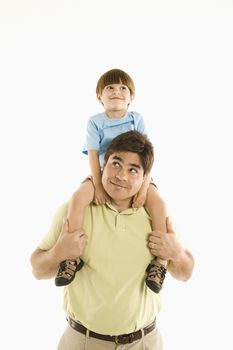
[168,249,194,281]
[30,247,61,280]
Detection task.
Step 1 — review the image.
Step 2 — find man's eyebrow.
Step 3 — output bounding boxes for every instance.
[129,163,141,169]
[112,155,141,169]
[112,155,123,162]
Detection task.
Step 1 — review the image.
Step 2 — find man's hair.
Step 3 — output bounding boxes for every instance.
[104,131,154,174]
[96,68,135,97]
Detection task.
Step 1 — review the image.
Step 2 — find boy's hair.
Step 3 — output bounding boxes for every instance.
[96,69,135,97]
[104,131,154,174]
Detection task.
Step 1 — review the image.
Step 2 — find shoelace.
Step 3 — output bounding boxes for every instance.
[58,261,67,272]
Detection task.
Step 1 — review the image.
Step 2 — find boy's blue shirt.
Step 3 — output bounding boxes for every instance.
[82,111,146,167]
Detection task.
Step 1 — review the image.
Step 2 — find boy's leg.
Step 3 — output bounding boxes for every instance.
[55,180,94,287]
[145,184,168,293]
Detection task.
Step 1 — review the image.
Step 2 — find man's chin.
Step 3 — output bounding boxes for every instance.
[109,192,133,203]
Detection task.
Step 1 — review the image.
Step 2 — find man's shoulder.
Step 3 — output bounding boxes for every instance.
[53,201,70,219]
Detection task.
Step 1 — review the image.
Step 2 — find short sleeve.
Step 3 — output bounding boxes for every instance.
[82,118,101,155]
[132,113,147,134]
[39,201,69,251]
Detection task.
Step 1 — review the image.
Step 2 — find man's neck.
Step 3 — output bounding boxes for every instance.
[109,198,133,212]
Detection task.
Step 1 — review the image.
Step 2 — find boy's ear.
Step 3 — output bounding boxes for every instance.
[97,94,104,106]
[127,94,134,107]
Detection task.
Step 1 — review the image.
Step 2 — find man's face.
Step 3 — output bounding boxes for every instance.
[102,151,144,203]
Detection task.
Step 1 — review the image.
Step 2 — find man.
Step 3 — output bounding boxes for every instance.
[31,131,194,350]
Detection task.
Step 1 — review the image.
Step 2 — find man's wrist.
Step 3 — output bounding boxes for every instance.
[51,244,66,265]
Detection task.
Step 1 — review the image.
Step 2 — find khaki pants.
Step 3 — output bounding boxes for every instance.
[58,324,163,350]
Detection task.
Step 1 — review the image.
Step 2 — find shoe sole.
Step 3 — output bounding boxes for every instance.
[146,280,162,293]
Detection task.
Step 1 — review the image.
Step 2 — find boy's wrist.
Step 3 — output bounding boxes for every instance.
[139,184,148,194]
[93,179,102,188]
[92,174,102,185]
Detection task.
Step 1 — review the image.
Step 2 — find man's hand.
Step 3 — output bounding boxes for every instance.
[30,219,88,280]
[53,218,88,262]
[148,217,183,261]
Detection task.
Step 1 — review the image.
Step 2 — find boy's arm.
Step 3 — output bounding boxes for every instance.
[141,172,151,193]
[88,150,110,204]
[88,150,102,187]
[132,172,151,208]
[133,171,167,231]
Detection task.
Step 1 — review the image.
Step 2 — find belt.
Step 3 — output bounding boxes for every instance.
[68,317,156,345]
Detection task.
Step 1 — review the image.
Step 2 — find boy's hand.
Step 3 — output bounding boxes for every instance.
[132,188,147,208]
[94,183,111,205]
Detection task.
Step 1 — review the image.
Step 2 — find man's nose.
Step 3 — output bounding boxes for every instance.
[115,168,127,180]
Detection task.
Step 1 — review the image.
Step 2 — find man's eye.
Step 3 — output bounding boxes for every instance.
[113,162,120,167]
[130,168,138,174]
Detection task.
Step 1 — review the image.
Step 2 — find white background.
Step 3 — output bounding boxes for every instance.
[1,1,233,349]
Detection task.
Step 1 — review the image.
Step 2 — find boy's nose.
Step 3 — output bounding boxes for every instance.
[112,87,121,94]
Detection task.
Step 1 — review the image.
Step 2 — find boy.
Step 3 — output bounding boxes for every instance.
[55,68,167,293]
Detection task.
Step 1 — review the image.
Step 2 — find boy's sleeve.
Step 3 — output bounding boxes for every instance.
[39,201,69,251]
[82,118,100,155]
[133,113,147,134]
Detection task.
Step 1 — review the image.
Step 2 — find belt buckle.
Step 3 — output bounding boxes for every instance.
[115,333,134,345]
[128,333,135,343]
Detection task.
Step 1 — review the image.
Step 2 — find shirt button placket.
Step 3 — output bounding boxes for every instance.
[115,215,125,231]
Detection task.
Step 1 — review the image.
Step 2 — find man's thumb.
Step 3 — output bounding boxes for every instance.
[166,216,174,234]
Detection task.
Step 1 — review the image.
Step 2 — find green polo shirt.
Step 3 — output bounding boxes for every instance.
[39,201,162,335]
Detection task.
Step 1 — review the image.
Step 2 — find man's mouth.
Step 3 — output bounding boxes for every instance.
[110,181,126,189]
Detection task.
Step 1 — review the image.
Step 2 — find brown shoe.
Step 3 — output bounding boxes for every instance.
[55,258,84,286]
[146,258,167,293]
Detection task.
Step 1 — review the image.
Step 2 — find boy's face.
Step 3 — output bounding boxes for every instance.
[97,83,133,115]
[102,151,144,205]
